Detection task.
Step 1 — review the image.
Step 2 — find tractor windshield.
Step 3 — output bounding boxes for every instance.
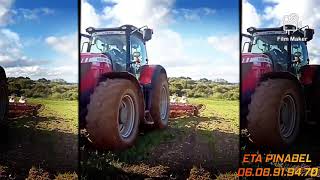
[89,34,127,69]
[251,34,289,62]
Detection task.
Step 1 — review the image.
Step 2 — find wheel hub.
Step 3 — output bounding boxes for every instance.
[118,94,135,139]
[160,85,168,121]
[279,94,297,138]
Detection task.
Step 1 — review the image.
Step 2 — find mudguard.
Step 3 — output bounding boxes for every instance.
[300,65,320,85]
[139,65,167,111]
[139,65,167,86]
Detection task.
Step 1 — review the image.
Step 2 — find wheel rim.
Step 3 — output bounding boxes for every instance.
[118,94,135,139]
[279,94,297,138]
[160,85,168,120]
[0,87,6,121]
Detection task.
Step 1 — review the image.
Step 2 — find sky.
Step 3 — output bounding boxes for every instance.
[81,0,240,82]
[243,0,320,64]
[0,0,78,83]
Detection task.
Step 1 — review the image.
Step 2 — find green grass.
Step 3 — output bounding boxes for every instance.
[28,98,78,122]
[189,98,239,124]
[24,98,78,133]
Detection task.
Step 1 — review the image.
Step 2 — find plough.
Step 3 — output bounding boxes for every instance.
[169,96,205,118]
[8,96,44,118]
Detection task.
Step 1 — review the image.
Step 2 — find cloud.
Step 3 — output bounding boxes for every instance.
[0,29,76,81]
[16,8,54,20]
[100,0,174,28]
[43,33,78,82]
[243,0,320,64]
[5,65,77,82]
[45,33,78,61]
[207,35,239,60]
[172,8,216,21]
[81,0,239,82]
[261,0,320,64]
[0,0,14,26]
[0,1,75,82]
[242,0,262,32]
[0,28,44,67]
[81,0,101,32]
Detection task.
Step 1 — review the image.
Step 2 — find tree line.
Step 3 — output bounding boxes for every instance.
[6,76,238,101]
[7,77,77,100]
[169,77,239,100]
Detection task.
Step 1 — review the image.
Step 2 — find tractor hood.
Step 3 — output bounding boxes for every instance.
[241,53,273,103]
[241,53,272,81]
[80,52,112,93]
[80,53,111,64]
[242,53,272,64]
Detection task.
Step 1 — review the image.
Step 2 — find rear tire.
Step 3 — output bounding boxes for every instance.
[309,84,320,122]
[150,73,169,129]
[86,79,141,150]
[247,79,302,147]
[0,66,8,125]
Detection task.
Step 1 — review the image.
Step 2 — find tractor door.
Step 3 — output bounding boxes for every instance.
[129,35,147,78]
[291,41,309,76]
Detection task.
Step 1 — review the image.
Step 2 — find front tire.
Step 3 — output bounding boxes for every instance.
[86,79,141,150]
[247,79,302,147]
[150,73,169,129]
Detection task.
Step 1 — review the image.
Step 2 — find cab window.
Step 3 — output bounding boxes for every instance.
[130,35,147,65]
[291,41,308,66]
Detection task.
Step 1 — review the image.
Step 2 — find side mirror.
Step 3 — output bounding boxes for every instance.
[242,42,250,52]
[133,51,140,58]
[143,28,153,41]
[294,51,302,58]
[304,28,314,41]
[81,42,89,52]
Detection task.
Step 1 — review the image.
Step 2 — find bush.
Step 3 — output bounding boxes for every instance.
[8,77,77,101]
[169,77,238,100]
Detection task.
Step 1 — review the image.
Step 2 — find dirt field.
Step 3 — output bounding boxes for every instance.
[0,99,78,179]
[80,98,239,179]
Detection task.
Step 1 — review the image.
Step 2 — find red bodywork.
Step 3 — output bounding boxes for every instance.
[241,53,273,102]
[139,65,156,85]
[80,53,113,93]
[300,65,320,85]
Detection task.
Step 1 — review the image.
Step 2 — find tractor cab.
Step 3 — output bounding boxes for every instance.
[242,26,314,74]
[241,26,320,147]
[81,25,153,77]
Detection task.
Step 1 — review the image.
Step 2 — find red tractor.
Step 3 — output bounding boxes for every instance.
[0,66,9,126]
[80,25,170,150]
[242,25,320,147]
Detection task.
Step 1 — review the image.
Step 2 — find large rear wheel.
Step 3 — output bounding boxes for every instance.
[0,66,8,125]
[150,73,169,129]
[309,84,320,122]
[86,79,141,150]
[247,79,302,147]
